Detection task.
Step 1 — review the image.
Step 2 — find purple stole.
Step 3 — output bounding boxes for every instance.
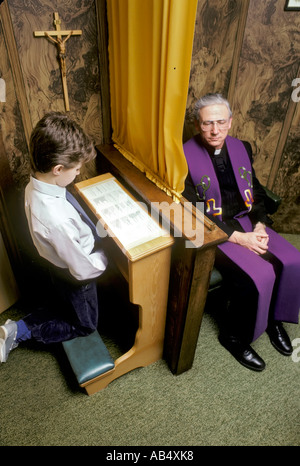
[184,136,300,341]
[184,135,254,219]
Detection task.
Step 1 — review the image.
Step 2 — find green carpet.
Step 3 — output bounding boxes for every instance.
[0,235,299,446]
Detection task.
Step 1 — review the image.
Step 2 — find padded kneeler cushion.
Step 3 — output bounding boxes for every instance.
[62,331,115,385]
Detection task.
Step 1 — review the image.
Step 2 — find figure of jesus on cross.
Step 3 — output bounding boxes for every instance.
[34,12,82,111]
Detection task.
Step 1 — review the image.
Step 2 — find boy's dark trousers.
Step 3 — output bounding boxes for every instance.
[23,265,99,344]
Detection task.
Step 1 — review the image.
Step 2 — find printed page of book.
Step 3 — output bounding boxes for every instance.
[79,177,165,250]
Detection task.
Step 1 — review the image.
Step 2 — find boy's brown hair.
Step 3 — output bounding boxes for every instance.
[30,112,96,173]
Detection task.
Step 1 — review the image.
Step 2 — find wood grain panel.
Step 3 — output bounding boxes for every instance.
[272,101,300,233]
[0,1,32,147]
[231,1,300,186]
[230,0,300,233]
[95,0,111,144]
[0,16,30,190]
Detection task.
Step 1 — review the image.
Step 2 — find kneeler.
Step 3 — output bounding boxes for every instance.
[62,331,115,386]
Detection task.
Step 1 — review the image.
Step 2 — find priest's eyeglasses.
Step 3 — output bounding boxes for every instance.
[200,119,230,132]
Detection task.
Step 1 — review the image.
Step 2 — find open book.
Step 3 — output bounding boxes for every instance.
[75,173,171,258]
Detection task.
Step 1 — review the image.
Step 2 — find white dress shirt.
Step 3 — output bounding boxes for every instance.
[25,176,107,281]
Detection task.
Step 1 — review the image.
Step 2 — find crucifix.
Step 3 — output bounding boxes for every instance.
[34,12,82,111]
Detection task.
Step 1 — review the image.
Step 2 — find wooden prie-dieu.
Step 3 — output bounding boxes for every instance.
[65,173,174,395]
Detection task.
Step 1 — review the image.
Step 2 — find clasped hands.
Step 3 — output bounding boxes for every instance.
[229,221,269,255]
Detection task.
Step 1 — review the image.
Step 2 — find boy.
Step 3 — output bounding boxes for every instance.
[0,112,107,363]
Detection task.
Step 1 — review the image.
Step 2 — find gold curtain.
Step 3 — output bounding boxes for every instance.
[106,0,197,201]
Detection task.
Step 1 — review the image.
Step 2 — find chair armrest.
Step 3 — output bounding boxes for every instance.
[263,186,282,215]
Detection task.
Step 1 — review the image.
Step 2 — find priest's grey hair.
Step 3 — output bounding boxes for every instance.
[193,93,232,121]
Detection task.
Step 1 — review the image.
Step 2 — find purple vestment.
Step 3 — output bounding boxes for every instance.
[184,135,300,341]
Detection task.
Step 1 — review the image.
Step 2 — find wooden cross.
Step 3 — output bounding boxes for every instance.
[34,12,82,111]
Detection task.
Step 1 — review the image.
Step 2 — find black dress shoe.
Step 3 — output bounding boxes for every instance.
[219,334,266,372]
[266,322,292,356]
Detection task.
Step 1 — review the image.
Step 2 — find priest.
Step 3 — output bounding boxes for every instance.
[183,93,300,371]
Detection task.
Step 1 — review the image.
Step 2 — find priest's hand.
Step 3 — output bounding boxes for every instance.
[229,227,269,255]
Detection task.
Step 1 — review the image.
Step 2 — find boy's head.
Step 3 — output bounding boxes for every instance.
[29,112,96,174]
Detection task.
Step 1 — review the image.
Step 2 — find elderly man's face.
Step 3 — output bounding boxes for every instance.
[196,104,232,150]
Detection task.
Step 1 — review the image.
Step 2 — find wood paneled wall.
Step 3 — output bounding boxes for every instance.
[1,0,299,236]
[185,0,300,233]
[0,0,103,189]
[0,7,30,190]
